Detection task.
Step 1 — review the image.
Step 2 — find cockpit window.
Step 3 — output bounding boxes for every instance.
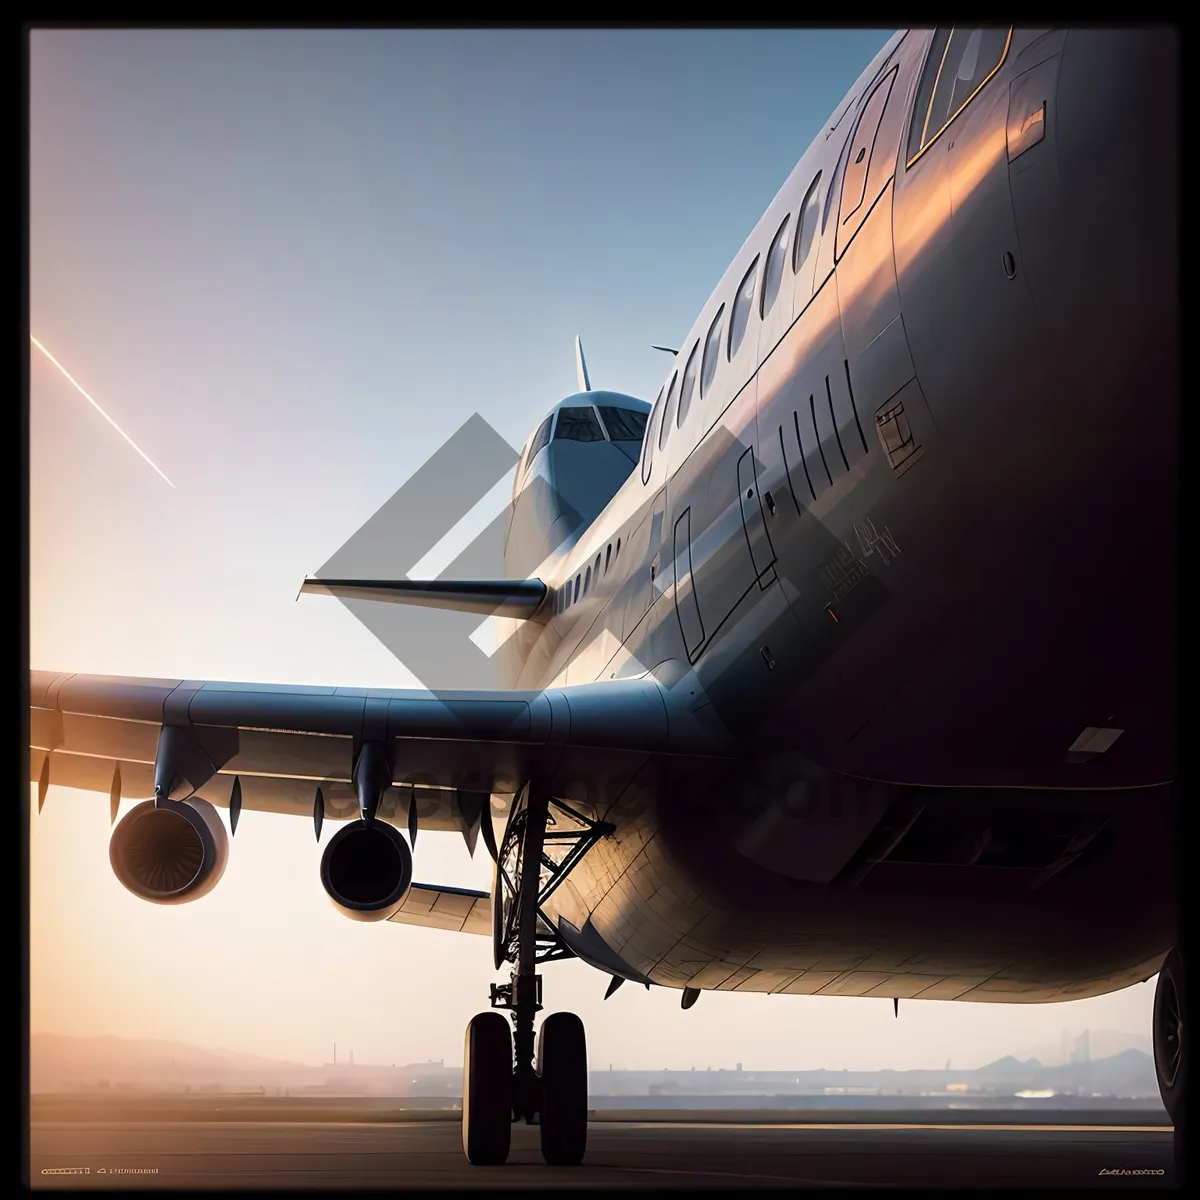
[554,406,606,442]
[526,415,553,473]
[597,406,649,441]
[908,27,1011,161]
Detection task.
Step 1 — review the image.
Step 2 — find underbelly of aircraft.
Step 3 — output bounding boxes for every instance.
[557,771,1175,1004]
[795,551,1173,791]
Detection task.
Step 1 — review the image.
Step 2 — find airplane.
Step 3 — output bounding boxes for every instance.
[28,27,1181,1170]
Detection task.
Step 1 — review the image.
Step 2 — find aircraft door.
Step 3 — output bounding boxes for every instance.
[623,487,668,641]
[835,43,928,432]
[672,507,705,660]
[736,447,777,583]
[895,28,1047,557]
[671,381,763,660]
[837,65,899,258]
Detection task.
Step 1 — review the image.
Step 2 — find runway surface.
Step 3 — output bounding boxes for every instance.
[30,1113,1177,1188]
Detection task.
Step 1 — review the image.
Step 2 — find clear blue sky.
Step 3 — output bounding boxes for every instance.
[28,28,1155,1071]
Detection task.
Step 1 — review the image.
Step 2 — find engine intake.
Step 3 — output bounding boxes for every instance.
[320,819,413,921]
[109,797,229,904]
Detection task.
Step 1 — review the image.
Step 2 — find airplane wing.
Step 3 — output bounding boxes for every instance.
[390,883,490,935]
[298,577,547,618]
[28,669,730,844]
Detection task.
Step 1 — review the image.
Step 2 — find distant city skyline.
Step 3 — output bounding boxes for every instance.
[28,1024,1152,1077]
[30,1031,1163,1106]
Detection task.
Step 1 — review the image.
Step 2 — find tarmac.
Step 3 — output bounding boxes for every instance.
[28,1103,1179,1189]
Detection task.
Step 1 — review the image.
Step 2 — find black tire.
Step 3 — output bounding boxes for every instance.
[1154,947,1187,1127]
[538,1011,588,1166]
[462,1012,513,1166]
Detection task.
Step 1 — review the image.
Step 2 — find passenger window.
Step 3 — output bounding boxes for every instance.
[605,544,611,573]
[594,553,601,578]
[676,342,700,428]
[908,27,1011,161]
[659,372,679,451]
[641,388,663,483]
[615,537,621,560]
[760,216,790,318]
[793,173,822,275]
[598,406,648,441]
[728,257,759,360]
[554,406,606,442]
[573,575,581,603]
[700,306,725,398]
[584,566,591,595]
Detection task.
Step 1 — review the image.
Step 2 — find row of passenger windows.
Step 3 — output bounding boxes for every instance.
[640,167,825,485]
[523,404,650,482]
[637,28,1010,489]
[552,536,622,615]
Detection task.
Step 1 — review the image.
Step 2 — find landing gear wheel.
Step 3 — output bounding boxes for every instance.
[1154,947,1186,1124]
[462,1012,513,1166]
[537,1011,588,1166]
[1154,947,1187,1183]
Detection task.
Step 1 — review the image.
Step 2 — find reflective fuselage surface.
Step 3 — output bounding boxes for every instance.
[496,28,1178,1002]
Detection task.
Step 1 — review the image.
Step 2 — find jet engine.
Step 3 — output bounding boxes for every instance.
[109,796,229,904]
[319,819,413,921]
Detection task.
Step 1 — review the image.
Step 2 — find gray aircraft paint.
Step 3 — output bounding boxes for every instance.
[30,29,1178,1006]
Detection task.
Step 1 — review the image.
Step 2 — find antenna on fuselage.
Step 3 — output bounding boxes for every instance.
[575,335,592,392]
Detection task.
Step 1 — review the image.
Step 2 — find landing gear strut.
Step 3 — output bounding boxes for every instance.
[461,782,598,1166]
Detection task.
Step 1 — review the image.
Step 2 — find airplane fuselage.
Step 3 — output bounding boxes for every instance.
[495,27,1178,1002]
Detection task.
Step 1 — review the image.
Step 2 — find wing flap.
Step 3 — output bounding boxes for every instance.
[389,883,491,935]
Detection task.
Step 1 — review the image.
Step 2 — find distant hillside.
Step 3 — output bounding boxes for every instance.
[30,1033,314,1094]
[1025,1028,1153,1064]
[33,1032,310,1073]
[29,1033,449,1095]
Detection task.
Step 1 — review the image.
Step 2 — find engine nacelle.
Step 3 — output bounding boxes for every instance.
[319,819,413,922]
[109,796,229,904]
